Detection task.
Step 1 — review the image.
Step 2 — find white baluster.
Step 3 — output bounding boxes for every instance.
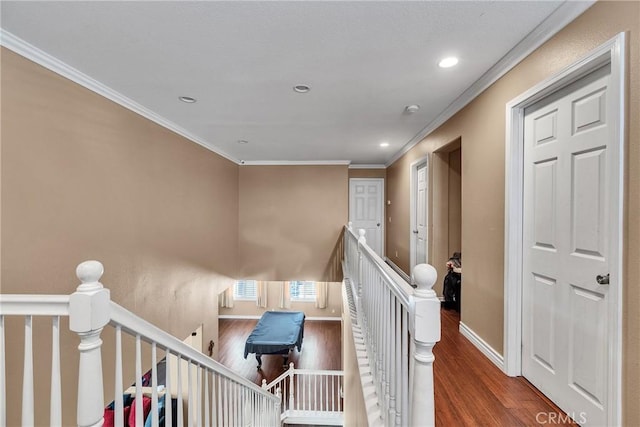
[395,301,402,426]
[151,343,158,427]
[384,289,391,420]
[177,355,183,427]
[0,315,5,427]
[313,374,317,412]
[187,362,192,427]
[296,373,300,411]
[135,335,142,427]
[211,372,218,426]
[331,375,334,412]
[216,376,222,427]
[402,308,409,425]
[196,365,202,427]
[50,316,61,426]
[275,388,281,425]
[22,315,34,426]
[115,326,123,427]
[204,371,209,427]
[165,350,172,427]
[224,378,229,427]
[234,382,239,426]
[410,264,440,426]
[288,363,294,412]
[69,260,110,427]
[389,296,397,424]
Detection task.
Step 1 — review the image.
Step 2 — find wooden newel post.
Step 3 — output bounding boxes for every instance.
[410,263,440,426]
[69,261,110,427]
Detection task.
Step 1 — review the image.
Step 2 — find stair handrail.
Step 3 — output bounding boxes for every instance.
[343,223,441,426]
[0,260,280,427]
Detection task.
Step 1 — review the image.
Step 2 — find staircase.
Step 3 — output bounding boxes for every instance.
[1,223,440,426]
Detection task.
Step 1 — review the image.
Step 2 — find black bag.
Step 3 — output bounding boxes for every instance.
[442,270,461,311]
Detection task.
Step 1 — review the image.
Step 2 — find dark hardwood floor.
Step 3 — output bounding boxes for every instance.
[434,308,576,426]
[218,319,342,386]
[218,311,576,426]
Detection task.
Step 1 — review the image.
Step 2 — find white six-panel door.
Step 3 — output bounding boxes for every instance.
[349,178,384,257]
[414,163,428,267]
[522,64,612,427]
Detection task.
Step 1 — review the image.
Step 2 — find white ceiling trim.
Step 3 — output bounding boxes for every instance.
[385,0,596,167]
[240,160,351,166]
[348,164,386,169]
[0,28,240,165]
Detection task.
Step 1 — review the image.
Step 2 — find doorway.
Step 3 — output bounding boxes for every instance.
[432,139,462,299]
[504,34,625,426]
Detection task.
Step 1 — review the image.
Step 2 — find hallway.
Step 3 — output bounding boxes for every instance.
[219,309,575,426]
[435,309,576,426]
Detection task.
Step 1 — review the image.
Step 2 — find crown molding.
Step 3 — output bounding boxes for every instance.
[385,0,596,167]
[240,160,351,166]
[0,28,240,164]
[348,164,386,169]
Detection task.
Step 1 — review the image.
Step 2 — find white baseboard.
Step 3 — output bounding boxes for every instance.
[458,321,505,371]
[306,316,341,321]
[218,314,261,320]
[218,314,341,321]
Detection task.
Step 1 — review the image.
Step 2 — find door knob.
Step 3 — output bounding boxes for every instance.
[413,230,418,234]
[596,273,609,285]
[377,223,381,227]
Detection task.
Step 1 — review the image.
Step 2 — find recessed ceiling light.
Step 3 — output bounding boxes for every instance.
[237,139,249,144]
[438,57,459,68]
[293,84,311,93]
[178,96,197,103]
[405,104,420,114]
[380,142,390,148]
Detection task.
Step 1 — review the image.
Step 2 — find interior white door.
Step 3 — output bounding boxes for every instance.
[349,178,384,257]
[522,64,613,427]
[412,163,428,270]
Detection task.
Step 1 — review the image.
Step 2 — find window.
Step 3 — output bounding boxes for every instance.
[289,281,316,302]
[233,280,257,301]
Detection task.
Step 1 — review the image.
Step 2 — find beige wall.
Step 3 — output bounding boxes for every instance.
[448,148,462,256]
[1,48,239,425]
[348,168,387,179]
[219,281,343,318]
[238,165,348,282]
[385,1,640,423]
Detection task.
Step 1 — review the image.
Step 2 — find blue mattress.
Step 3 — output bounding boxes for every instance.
[244,311,305,358]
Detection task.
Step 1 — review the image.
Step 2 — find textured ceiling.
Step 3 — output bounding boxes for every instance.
[1,1,580,164]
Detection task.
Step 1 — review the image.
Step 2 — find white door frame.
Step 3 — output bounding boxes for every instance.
[349,177,385,257]
[503,33,626,425]
[409,156,429,275]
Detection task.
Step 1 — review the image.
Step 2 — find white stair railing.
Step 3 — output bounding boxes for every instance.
[343,223,441,426]
[263,363,344,426]
[0,260,280,427]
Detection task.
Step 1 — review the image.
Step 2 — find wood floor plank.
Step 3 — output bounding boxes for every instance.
[434,308,577,426]
[218,319,341,386]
